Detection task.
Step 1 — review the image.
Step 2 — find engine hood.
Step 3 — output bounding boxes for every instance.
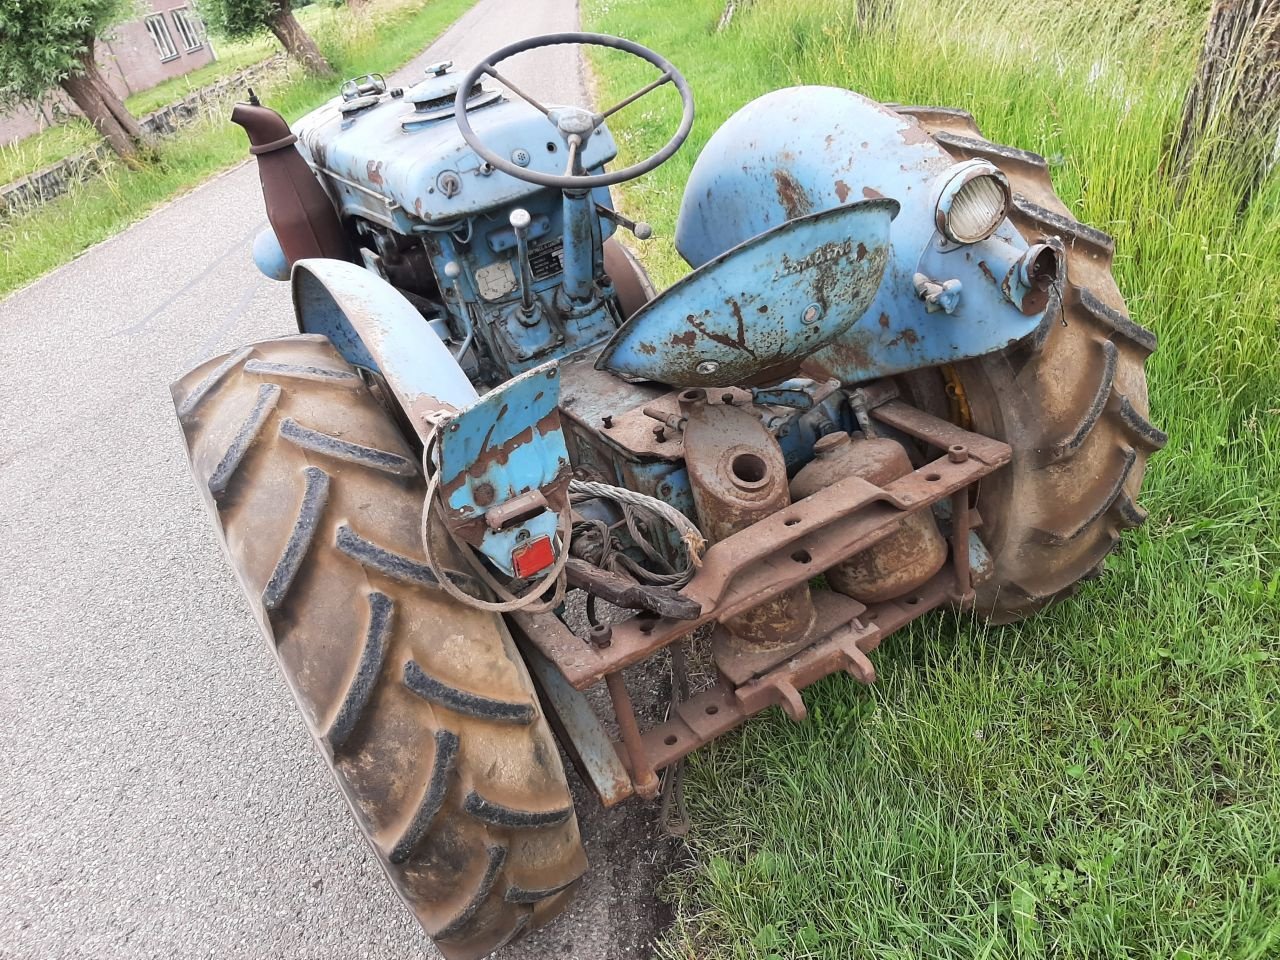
[292,66,619,231]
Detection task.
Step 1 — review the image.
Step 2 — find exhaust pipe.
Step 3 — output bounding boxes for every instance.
[231,98,353,267]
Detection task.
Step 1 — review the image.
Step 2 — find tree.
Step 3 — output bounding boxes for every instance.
[0,0,147,160]
[198,0,334,76]
[1173,0,1280,207]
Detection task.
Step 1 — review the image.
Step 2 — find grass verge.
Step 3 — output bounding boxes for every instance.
[0,0,477,298]
[583,1,1280,957]
[0,122,99,186]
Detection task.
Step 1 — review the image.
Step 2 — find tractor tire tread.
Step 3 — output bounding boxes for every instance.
[403,659,538,725]
[170,336,585,960]
[905,108,1162,621]
[1114,393,1169,451]
[1045,339,1117,462]
[932,131,1051,173]
[1074,285,1158,355]
[279,416,419,476]
[209,383,281,498]
[463,790,575,829]
[326,590,395,749]
[1011,194,1116,259]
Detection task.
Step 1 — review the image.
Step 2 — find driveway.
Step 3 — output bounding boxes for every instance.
[0,1,676,956]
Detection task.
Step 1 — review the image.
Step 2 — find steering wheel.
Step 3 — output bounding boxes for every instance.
[454,32,695,191]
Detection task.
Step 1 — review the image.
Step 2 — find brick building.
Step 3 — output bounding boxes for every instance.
[1,0,217,146]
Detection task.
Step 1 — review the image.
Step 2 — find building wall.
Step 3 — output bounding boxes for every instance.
[0,0,217,149]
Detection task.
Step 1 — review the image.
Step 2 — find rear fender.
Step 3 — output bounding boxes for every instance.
[291,258,478,442]
[675,87,1057,384]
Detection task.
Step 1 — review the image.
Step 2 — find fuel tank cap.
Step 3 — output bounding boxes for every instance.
[404,72,464,107]
[402,67,501,127]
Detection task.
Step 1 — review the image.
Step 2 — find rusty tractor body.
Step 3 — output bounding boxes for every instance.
[171,31,1165,959]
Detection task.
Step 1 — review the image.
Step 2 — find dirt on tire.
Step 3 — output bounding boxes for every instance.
[897,106,1167,622]
[171,334,586,960]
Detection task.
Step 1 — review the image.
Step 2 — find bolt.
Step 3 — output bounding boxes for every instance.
[652,425,666,443]
[602,415,614,429]
[589,623,613,648]
[695,360,720,376]
[948,444,969,463]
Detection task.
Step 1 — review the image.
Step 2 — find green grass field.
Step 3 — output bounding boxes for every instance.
[582,1,1280,957]
[0,0,476,297]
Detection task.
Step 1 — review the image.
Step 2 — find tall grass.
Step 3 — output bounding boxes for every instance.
[0,0,477,297]
[584,0,1280,956]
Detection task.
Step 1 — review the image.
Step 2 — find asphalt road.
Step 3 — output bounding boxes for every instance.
[0,2,677,957]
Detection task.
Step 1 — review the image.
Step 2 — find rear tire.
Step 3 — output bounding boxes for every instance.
[171,335,586,959]
[604,236,656,318]
[895,107,1167,622]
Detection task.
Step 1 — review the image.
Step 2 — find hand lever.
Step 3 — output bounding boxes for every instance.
[509,208,537,316]
[595,203,652,240]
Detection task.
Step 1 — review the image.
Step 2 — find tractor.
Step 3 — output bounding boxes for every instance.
[170,32,1164,959]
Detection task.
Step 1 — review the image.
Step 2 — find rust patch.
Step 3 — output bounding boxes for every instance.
[683,302,758,359]
[834,179,851,203]
[824,330,874,373]
[977,260,997,284]
[671,330,697,347]
[772,169,813,220]
[637,341,657,356]
[727,299,751,351]
[862,186,885,200]
[366,160,384,186]
[856,242,868,261]
[886,328,920,348]
[878,312,891,329]
[899,122,934,146]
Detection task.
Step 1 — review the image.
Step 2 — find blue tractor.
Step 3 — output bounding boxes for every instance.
[171,33,1164,958]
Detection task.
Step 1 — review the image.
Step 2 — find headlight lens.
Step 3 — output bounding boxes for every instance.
[935,162,1011,244]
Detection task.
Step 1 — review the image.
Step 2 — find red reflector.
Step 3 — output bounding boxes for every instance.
[511,535,556,578]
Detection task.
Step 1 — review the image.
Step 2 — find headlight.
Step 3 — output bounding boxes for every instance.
[935,161,1011,244]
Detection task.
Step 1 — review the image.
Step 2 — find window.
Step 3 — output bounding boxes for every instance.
[170,7,204,52]
[145,13,178,61]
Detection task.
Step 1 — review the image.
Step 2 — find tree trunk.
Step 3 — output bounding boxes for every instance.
[1173,0,1280,206]
[856,0,893,28]
[269,7,335,76]
[77,45,146,141]
[60,68,138,161]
